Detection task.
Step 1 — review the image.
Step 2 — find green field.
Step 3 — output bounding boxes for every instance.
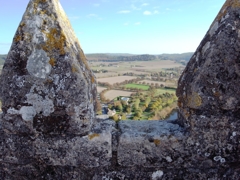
[124,83,149,90]
[156,88,176,95]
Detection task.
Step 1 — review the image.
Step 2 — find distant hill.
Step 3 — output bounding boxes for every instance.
[0,52,194,65]
[86,52,193,62]
[157,52,193,61]
[0,54,7,66]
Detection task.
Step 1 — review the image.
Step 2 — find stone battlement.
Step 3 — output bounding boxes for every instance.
[0,0,239,179]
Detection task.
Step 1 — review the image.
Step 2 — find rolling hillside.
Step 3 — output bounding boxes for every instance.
[86,52,193,62]
[0,52,194,65]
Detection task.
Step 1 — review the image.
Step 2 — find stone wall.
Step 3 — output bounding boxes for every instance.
[0,0,239,179]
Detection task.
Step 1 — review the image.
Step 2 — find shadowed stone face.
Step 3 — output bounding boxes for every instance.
[0,0,97,135]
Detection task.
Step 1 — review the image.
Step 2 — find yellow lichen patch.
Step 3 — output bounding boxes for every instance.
[40,10,47,15]
[20,22,26,27]
[216,0,240,21]
[187,92,202,108]
[232,0,240,8]
[14,35,22,42]
[49,58,56,66]
[42,28,66,55]
[88,133,100,140]
[71,64,79,73]
[214,91,221,97]
[178,100,182,107]
[33,0,47,14]
[79,51,90,70]
[91,76,95,83]
[44,79,53,85]
[154,139,161,146]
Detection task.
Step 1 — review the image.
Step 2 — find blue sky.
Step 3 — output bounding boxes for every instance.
[0,0,225,54]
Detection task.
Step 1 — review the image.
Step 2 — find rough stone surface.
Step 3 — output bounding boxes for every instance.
[0,0,240,179]
[118,120,184,167]
[177,0,240,124]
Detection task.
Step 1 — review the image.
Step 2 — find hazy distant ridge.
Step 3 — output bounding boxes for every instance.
[0,52,194,65]
[0,55,7,65]
[85,52,193,62]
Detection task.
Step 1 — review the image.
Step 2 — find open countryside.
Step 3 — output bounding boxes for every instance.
[97,76,137,85]
[90,54,187,121]
[103,90,133,101]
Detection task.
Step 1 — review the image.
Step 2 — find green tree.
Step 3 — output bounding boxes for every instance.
[112,114,119,121]
[148,86,157,98]
[126,107,131,114]
[133,98,140,110]
[144,97,151,108]
[121,114,127,120]
[133,116,139,120]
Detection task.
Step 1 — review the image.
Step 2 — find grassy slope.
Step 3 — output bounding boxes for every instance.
[124,84,150,90]
[124,84,176,94]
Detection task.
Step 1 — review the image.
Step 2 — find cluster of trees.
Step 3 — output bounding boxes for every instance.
[99,89,110,103]
[138,81,164,89]
[116,54,156,61]
[107,87,178,121]
[128,87,178,120]
[108,100,130,121]
[92,69,108,73]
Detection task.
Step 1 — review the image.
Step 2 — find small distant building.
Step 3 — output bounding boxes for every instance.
[107,108,116,117]
[121,97,130,102]
[121,97,130,105]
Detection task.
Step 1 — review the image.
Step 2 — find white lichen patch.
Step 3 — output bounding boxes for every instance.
[209,21,219,36]
[152,170,163,180]
[27,49,51,79]
[238,29,240,38]
[26,93,54,116]
[196,52,200,62]
[7,106,36,121]
[165,156,172,162]
[202,42,210,55]
[213,156,222,161]
[221,13,230,23]
[7,108,20,115]
[19,106,36,121]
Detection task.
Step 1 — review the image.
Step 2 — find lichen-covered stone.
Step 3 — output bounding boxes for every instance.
[177,0,240,124]
[118,120,184,167]
[0,0,97,135]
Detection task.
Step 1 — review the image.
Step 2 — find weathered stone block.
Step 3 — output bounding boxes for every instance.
[33,119,113,167]
[118,120,185,167]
